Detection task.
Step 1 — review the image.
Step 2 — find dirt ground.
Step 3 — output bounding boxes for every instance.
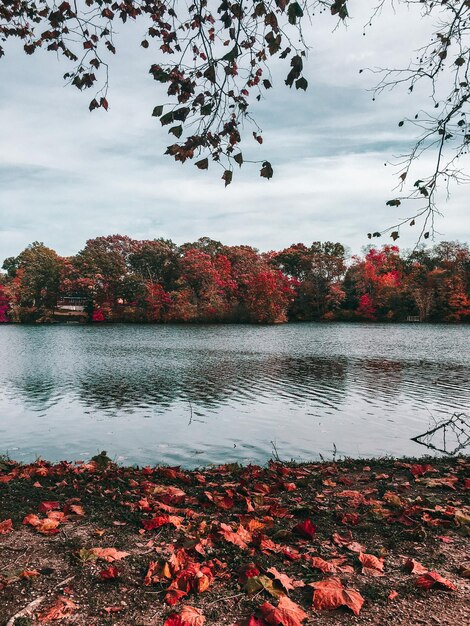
[0,455,469,625]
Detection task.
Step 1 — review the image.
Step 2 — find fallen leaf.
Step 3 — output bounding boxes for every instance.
[359,552,384,576]
[267,567,304,592]
[416,571,457,591]
[292,519,316,539]
[259,596,308,626]
[310,577,364,616]
[0,519,13,534]
[404,558,428,574]
[38,596,78,621]
[164,605,206,625]
[90,547,130,562]
[99,566,119,579]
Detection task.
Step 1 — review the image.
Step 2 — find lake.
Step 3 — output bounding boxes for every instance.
[0,323,469,467]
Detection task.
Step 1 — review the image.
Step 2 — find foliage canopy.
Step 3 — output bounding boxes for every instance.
[2,1,470,238]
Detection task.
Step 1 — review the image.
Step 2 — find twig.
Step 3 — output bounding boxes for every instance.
[6,575,75,626]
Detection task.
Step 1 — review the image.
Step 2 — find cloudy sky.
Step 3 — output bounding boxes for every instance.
[1,1,469,262]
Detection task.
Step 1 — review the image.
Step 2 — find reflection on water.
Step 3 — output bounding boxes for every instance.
[0,323,469,466]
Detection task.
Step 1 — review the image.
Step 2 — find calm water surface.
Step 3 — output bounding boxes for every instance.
[0,323,469,466]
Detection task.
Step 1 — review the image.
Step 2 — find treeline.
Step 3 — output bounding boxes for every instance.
[1,236,469,324]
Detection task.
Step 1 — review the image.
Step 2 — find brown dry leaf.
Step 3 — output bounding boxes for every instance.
[90,547,130,562]
[260,596,308,626]
[310,577,364,616]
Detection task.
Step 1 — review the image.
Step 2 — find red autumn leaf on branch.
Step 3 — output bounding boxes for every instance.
[359,552,385,576]
[259,596,308,626]
[164,605,206,626]
[310,577,364,615]
[416,571,457,591]
[0,519,13,534]
[292,519,316,539]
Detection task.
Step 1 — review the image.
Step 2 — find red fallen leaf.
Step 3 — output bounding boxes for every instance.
[267,567,304,591]
[292,519,316,539]
[220,523,252,549]
[165,589,188,606]
[47,511,67,523]
[309,557,337,574]
[20,569,40,579]
[38,596,78,621]
[404,558,428,574]
[359,552,385,576]
[308,556,353,574]
[310,577,364,616]
[154,485,186,505]
[410,464,436,477]
[416,571,457,591]
[0,519,13,534]
[99,566,119,580]
[280,546,302,561]
[437,535,453,543]
[164,605,205,626]
[23,514,61,535]
[38,501,61,513]
[239,563,261,583]
[332,532,366,553]
[68,504,85,516]
[341,513,360,526]
[143,515,183,530]
[23,513,41,527]
[282,482,297,491]
[90,548,130,562]
[419,476,459,490]
[259,596,308,626]
[388,590,399,600]
[464,478,470,490]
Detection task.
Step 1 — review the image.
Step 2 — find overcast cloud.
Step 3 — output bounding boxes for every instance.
[0,2,469,262]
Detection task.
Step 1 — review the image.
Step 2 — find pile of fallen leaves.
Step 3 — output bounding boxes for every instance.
[0,456,468,625]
